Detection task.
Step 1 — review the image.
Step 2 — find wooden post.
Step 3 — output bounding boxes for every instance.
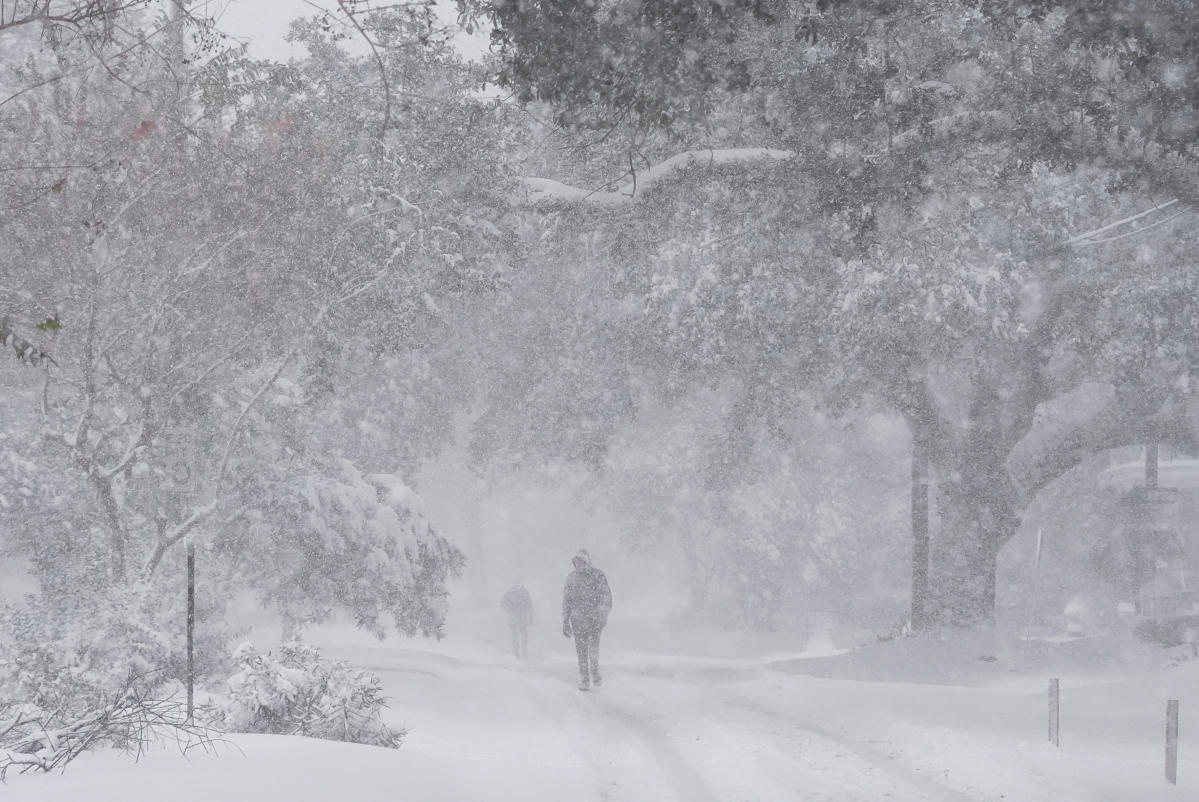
[910,432,929,632]
[1167,699,1179,785]
[187,541,195,722]
[1048,678,1060,747]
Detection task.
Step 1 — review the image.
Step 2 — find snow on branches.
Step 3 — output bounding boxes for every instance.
[0,682,221,780]
[213,641,404,749]
[234,461,464,639]
[522,148,795,206]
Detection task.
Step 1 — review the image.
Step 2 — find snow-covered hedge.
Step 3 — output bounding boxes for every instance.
[215,641,403,748]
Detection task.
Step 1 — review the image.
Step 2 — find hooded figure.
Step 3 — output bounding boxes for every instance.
[501,582,533,660]
[561,549,612,690]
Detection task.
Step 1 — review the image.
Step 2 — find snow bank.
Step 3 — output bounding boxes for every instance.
[773,630,1166,685]
[2,730,581,802]
[8,625,1196,802]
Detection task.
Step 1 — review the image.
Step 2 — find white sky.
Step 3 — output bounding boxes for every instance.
[210,0,487,62]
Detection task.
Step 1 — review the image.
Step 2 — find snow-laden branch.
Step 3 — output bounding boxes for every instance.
[884,109,1012,153]
[1072,210,1190,245]
[0,0,153,36]
[144,339,306,575]
[212,272,389,483]
[0,712,34,742]
[1008,385,1199,503]
[520,110,1019,206]
[0,681,224,780]
[1064,199,1187,246]
[143,499,217,575]
[523,148,795,206]
[143,268,393,576]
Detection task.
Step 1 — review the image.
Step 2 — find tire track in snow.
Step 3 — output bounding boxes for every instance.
[608,657,974,800]
[696,683,974,802]
[585,692,723,802]
[362,647,969,800]
[514,676,625,802]
[519,661,722,802]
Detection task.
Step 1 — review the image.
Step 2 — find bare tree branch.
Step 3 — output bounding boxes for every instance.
[1,676,226,781]
[338,0,392,141]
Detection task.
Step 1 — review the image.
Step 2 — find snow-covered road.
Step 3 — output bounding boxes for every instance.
[334,643,1035,801]
[354,647,963,801]
[337,632,1198,802]
[7,630,1197,801]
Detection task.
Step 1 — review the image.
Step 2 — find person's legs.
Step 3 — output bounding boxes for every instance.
[517,624,528,659]
[510,622,521,658]
[588,628,602,685]
[573,629,590,688]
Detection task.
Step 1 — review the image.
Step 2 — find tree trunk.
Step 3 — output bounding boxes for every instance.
[931,475,1018,626]
[92,475,127,583]
[929,380,1022,626]
[910,426,930,632]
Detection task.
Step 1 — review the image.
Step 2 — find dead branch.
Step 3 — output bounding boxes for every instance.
[0,678,226,782]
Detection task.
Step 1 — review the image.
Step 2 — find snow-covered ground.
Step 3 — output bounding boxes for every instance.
[5,612,1196,801]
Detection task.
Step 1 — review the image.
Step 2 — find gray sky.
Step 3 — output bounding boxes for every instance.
[212,0,487,62]
[213,0,364,60]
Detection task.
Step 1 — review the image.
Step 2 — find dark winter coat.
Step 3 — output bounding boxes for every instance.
[562,563,611,633]
[502,585,533,625]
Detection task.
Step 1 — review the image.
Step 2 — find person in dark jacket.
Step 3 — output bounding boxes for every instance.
[501,582,534,660]
[561,549,611,690]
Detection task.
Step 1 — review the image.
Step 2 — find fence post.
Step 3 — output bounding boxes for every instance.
[1167,699,1179,785]
[1048,678,1060,747]
[187,541,195,722]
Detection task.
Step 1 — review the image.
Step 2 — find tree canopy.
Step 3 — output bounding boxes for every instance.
[464,0,1199,623]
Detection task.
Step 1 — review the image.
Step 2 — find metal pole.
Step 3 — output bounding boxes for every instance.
[1048,677,1060,747]
[1167,699,1179,785]
[187,541,195,722]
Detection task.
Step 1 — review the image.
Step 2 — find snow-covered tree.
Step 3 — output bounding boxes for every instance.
[468,0,1199,625]
[0,8,511,702]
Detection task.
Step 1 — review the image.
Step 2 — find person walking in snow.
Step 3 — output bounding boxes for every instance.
[502,582,534,660]
[561,549,611,691]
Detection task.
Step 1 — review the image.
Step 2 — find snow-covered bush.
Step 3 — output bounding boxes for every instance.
[0,582,227,714]
[0,573,231,709]
[215,641,403,748]
[0,590,225,779]
[0,580,232,777]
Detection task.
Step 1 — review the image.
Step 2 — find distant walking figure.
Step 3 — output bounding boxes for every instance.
[561,550,611,691]
[502,583,533,660]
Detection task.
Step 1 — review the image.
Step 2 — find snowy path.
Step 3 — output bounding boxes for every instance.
[7,635,1196,801]
[346,644,978,801]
